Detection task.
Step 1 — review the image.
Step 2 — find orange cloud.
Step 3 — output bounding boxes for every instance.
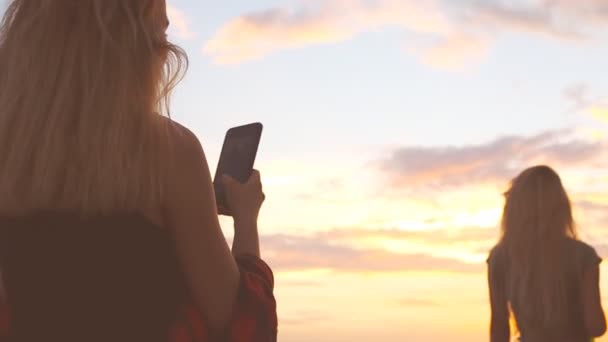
[167,3,195,39]
[204,0,596,67]
[204,0,452,65]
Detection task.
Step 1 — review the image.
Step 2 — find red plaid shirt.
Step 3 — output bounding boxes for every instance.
[0,255,277,342]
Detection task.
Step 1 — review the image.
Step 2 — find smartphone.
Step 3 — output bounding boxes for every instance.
[213,123,263,216]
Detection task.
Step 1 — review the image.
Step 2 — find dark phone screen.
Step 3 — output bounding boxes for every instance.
[219,134,259,182]
[213,123,262,214]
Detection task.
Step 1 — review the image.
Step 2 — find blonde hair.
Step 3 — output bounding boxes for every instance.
[499,165,577,331]
[0,0,187,215]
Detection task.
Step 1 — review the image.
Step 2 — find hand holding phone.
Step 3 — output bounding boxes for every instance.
[219,170,265,221]
[213,123,263,217]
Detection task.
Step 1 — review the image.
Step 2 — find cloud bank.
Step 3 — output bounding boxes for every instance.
[259,209,608,273]
[204,0,607,67]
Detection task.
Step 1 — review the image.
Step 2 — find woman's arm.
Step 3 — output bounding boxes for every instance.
[164,123,243,334]
[232,220,260,258]
[488,262,510,342]
[582,264,606,337]
[220,171,265,259]
[170,255,277,342]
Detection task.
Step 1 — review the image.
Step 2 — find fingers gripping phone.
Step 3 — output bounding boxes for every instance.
[213,123,263,216]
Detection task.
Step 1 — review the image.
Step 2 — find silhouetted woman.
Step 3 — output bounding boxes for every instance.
[0,1,276,341]
[488,165,605,342]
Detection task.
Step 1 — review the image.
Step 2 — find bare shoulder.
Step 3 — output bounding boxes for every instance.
[159,117,216,225]
[157,118,208,177]
[162,118,203,154]
[161,117,213,187]
[487,243,505,266]
[570,238,603,270]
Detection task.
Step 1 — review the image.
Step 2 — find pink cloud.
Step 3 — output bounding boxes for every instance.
[203,0,602,68]
[469,1,585,41]
[540,0,608,30]
[260,233,483,273]
[376,130,604,188]
[407,33,491,71]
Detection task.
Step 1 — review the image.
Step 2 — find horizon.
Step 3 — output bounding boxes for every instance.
[164,1,608,341]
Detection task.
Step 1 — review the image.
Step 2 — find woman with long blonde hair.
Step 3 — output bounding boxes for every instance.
[0,1,276,341]
[488,165,605,341]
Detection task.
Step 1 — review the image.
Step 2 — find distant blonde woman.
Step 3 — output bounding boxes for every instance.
[488,165,605,342]
[0,1,276,341]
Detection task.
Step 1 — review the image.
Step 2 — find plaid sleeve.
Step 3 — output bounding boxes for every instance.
[229,255,277,342]
[170,255,278,342]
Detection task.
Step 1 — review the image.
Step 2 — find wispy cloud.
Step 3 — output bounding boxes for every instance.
[279,279,325,288]
[376,130,604,188]
[167,3,195,39]
[397,298,439,307]
[561,83,608,141]
[323,226,501,262]
[318,226,497,249]
[577,200,608,213]
[562,83,608,116]
[407,33,491,70]
[576,199,608,233]
[280,311,331,326]
[541,0,608,29]
[563,83,592,111]
[262,228,482,272]
[469,1,585,40]
[204,0,603,67]
[262,232,483,273]
[579,197,608,235]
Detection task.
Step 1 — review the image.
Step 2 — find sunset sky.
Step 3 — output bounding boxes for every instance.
[164,1,608,341]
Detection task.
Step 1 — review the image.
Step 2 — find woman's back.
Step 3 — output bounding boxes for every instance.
[0,212,184,342]
[488,238,601,341]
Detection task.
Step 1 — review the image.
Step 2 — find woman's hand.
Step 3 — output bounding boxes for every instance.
[222,170,265,258]
[221,170,265,226]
